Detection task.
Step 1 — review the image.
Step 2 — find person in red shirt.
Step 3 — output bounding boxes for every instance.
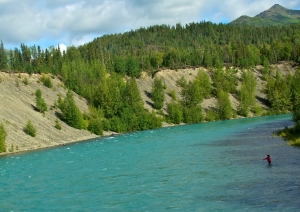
[263,155,272,165]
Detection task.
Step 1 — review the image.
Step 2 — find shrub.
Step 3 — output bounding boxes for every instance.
[109,116,126,133]
[0,123,7,153]
[35,89,48,113]
[9,143,14,152]
[101,119,110,131]
[205,110,217,122]
[23,120,37,137]
[15,79,19,88]
[183,105,203,124]
[176,76,187,87]
[252,103,263,116]
[55,119,62,130]
[40,75,53,88]
[58,90,86,129]
[168,89,177,100]
[151,77,165,110]
[166,101,183,124]
[23,78,29,85]
[88,118,103,135]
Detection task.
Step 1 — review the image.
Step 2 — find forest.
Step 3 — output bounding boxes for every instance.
[0,21,300,137]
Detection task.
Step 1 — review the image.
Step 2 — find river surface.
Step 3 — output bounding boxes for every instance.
[1,114,300,211]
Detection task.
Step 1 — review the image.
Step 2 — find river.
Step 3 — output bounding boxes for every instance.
[1,114,299,211]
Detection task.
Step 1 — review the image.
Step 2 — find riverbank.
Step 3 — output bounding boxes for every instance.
[0,72,99,155]
[0,63,295,155]
[276,126,300,146]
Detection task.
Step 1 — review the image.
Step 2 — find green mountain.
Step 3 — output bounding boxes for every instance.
[229,4,300,26]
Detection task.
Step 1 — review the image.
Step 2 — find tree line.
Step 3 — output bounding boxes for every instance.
[0,21,300,146]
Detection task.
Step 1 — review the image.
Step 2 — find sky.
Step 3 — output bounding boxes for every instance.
[1,0,300,51]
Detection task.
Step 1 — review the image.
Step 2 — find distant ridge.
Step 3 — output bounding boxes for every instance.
[229,4,300,26]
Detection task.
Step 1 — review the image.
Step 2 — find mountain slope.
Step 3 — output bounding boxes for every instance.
[0,62,296,155]
[0,72,98,154]
[229,4,300,26]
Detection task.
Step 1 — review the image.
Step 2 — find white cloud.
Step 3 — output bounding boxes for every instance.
[58,43,67,52]
[1,0,300,49]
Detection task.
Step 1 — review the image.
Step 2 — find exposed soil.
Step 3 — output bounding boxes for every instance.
[0,63,296,155]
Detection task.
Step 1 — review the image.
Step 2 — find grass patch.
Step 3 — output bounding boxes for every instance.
[276,126,300,146]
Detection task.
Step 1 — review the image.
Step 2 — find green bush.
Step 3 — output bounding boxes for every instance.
[101,119,111,131]
[23,78,29,85]
[35,89,48,113]
[41,75,53,88]
[176,76,187,87]
[0,123,7,153]
[88,118,103,135]
[252,103,263,116]
[166,101,183,124]
[58,90,86,129]
[9,143,14,152]
[109,116,126,133]
[151,77,165,110]
[205,110,217,122]
[55,119,62,130]
[23,120,37,137]
[183,105,203,124]
[168,89,177,100]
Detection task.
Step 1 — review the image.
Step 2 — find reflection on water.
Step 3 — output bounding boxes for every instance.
[0,114,299,211]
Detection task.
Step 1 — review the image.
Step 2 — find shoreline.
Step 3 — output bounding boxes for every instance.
[1,114,293,157]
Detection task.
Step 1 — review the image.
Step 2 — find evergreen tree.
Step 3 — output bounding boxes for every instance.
[0,41,8,70]
[265,71,291,114]
[167,101,183,124]
[181,80,203,107]
[0,123,7,153]
[194,69,211,98]
[125,77,144,112]
[94,72,125,118]
[291,70,300,131]
[216,90,232,120]
[35,89,48,113]
[58,90,86,129]
[182,105,203,124]
[23,120,37,137]
[238,70,256,116]
[151,77,165,109]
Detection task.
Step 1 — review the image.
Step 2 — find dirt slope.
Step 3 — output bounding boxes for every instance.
[0,72,98,155]
[0,63,295,155]
[137,63,295,115]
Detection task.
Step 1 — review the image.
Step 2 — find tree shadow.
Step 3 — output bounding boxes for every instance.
[146,100,154,108]
[256,96,269,106]
[31,104,39,112]
[144,90,152,99]
[55,111,62,119]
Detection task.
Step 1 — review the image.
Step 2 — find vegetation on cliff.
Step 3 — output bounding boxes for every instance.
[1,16,300,151]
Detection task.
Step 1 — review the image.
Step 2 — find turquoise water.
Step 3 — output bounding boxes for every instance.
[1,114,300,211]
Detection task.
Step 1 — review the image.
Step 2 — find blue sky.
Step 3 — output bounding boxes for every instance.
[1,0,300,51]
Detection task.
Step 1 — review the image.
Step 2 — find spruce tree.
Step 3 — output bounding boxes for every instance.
[151,77,165,110]
[194,69,211,98]
[216,90,232,120]
[59,90,85,129]
[238,70,256,116]
[291,70,300,131]
[35,89,48,113]
[0,41,8,70]
[125,77,144,112]
[167,101,183,124]
[0,123,7,153]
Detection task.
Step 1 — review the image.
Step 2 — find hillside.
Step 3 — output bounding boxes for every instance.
[229,4,300,26]
[137,63,295,114]
[0,63,296,155]
[0,72,98,155]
